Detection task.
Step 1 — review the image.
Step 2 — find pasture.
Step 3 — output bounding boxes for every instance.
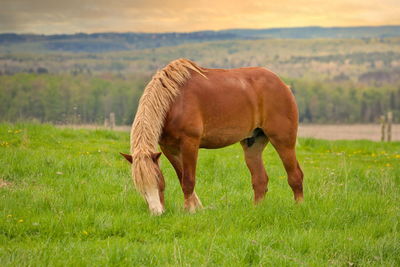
[0,123,399,266]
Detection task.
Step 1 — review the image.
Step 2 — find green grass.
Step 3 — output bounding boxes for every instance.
[0,123,399,266]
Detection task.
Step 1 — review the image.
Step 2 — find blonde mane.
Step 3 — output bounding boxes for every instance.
[130,58,206,195]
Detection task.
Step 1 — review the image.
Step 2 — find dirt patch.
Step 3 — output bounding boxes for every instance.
[57,124,130,132]
[298,124,400,141]
[0,179,12,188]
[59,124,400,141]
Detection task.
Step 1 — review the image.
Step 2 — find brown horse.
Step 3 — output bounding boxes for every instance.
[121,58,303,215]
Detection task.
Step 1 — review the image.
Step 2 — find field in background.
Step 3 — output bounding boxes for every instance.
[1,33,400,125]
[58,124,400,141]
[1,123,399,265]
[298,124,400,141]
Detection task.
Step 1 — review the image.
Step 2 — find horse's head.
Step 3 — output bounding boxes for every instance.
[120,152,165,215]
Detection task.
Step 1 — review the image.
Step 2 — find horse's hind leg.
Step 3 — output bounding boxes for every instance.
[240,132,269,203]
[268,132,304,202]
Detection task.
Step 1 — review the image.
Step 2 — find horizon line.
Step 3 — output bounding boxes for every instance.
[1,24,400,36]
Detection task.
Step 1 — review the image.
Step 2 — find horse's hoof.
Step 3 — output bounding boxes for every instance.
[184,192,203,213]
[149,204,165,216]
[295,195,304,203]
[253,196,266,205]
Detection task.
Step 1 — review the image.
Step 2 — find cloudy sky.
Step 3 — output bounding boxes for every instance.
[1,0,399,34]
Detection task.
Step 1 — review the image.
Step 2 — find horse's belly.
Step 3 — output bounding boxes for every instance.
[199,127,250,149]
[199,138,240,149]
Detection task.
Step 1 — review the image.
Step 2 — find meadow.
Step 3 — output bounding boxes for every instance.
[0,123,399,266]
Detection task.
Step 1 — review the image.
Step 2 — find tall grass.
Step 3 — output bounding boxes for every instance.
[1,123,399,266]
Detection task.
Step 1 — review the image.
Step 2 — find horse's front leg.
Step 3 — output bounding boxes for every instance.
[181,137,203,213]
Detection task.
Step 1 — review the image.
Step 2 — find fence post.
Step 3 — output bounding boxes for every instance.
[104,118,109,128]
[387,111,392,142]
[109,112,115,130]
[380,115,386,142]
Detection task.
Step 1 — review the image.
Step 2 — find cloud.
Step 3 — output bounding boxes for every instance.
[0,0,399,34]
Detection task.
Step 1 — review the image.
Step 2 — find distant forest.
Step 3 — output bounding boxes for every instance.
[1,26,400,124]
[1,73,399,124]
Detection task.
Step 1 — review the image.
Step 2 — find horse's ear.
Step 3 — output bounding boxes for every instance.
[151,152,162,163]
[120,152,132,164]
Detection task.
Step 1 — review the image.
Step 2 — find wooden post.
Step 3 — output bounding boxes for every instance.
[109,112,115,130]
[387,112,392,142]
[380,115,386,142]
[104,118,109,128]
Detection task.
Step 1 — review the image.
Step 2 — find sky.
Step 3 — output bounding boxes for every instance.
[1,0,399,34]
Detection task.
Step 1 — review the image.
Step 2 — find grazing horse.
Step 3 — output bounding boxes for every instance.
[121,58,304,215]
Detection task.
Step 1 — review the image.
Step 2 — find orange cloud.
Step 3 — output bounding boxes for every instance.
[0,0,399,34]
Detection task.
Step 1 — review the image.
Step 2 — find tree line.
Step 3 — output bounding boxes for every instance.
[0,73,399,124]
[288,79,400,123]
[0,73,146,125]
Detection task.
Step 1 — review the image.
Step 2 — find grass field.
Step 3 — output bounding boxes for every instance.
[1,123,399,266]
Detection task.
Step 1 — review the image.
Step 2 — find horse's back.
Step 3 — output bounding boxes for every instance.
[161,66,298,148]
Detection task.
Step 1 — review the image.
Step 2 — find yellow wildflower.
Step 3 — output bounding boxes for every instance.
[0,141,9,147]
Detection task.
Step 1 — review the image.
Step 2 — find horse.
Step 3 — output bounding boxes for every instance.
[121,58,304,215]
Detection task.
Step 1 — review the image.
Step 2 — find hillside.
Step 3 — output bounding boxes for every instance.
[1,25,399,53]
[1,26,400,124]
